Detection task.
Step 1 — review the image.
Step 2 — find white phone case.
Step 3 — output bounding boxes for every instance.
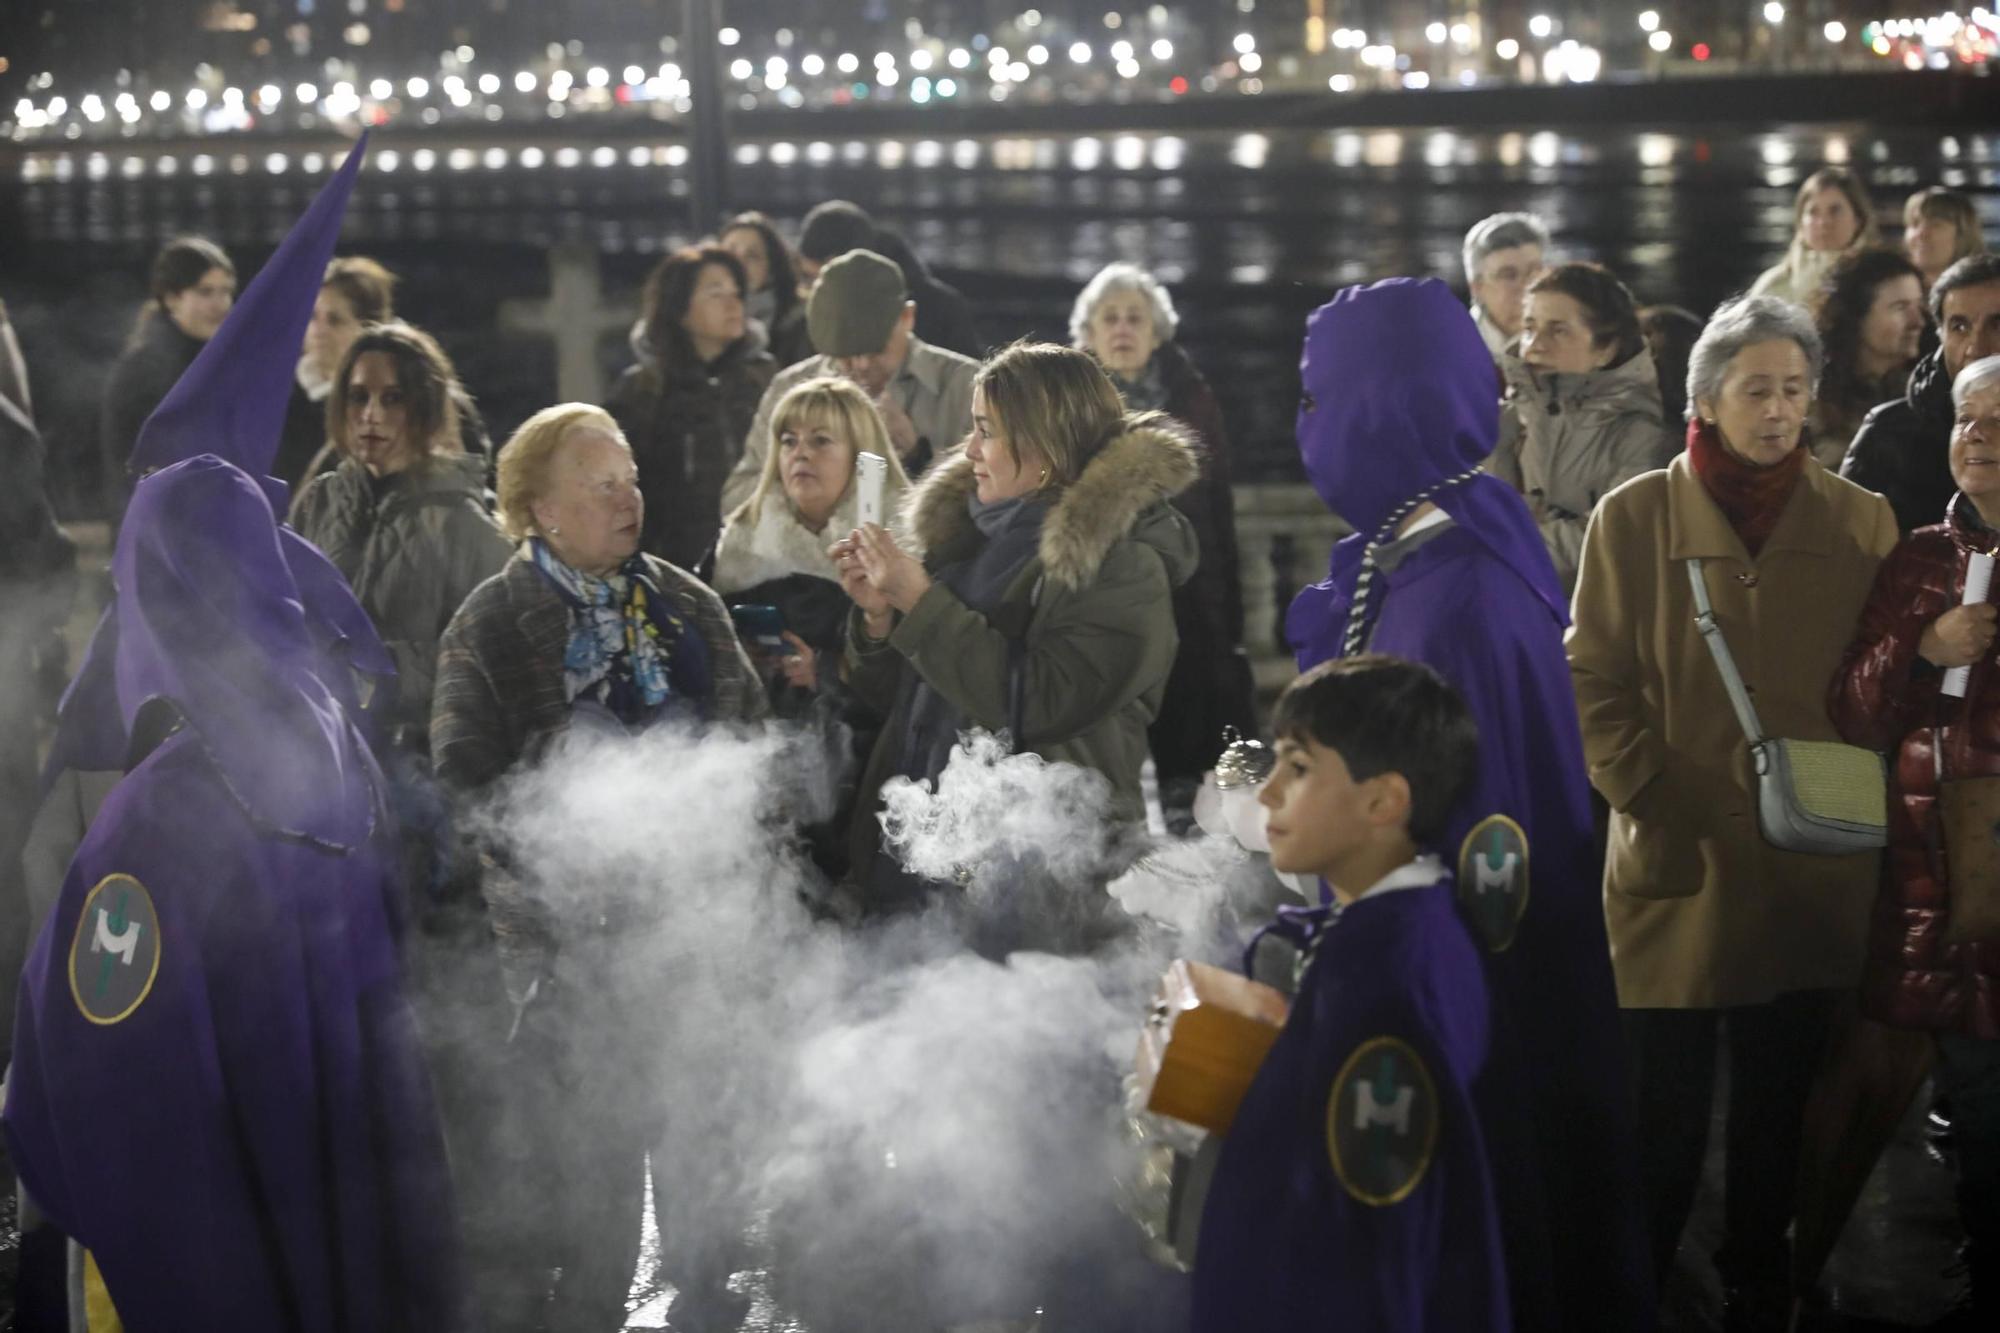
[856,451,887,527]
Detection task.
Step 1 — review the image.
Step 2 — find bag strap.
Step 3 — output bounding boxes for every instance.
[1685,558,1772,762]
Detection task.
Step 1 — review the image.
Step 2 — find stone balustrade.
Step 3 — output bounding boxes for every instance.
[1232,483,1351,699]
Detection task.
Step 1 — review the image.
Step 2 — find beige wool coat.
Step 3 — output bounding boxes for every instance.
[1566,453,1898,1009]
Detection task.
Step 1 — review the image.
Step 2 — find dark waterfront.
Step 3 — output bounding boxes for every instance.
[5,119,1999,513]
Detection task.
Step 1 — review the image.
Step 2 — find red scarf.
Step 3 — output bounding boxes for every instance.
[1685,417,1807,557]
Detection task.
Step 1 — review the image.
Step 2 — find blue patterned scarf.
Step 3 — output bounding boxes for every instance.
[529,538,705,724]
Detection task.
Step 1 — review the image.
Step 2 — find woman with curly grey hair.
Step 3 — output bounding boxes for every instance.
[1069,262,1255,827]
[1566,293,1898,1324]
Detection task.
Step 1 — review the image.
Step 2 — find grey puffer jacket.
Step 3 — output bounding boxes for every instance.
[292,451,515,747]
[1489,347,1678,593]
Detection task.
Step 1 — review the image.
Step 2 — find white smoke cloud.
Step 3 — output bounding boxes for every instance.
[460,720,1273,1327]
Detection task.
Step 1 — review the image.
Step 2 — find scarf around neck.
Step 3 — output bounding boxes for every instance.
[529,538,707,723]
[1107,355,1170,413]
[1686,417,1807,558]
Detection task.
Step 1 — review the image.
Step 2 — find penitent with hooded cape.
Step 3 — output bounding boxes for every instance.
[1282,278,1653,1332]
[1193,862,1513,1331]
[4,455,467,1331]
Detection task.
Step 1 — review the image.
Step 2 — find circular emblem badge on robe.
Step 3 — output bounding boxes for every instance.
[1326,1036,1440,1207]
[68,874,162,1026]
[1456,814,1530,953]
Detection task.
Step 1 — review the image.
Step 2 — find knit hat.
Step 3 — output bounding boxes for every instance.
[798,200,877,263]
[808,250,909,357]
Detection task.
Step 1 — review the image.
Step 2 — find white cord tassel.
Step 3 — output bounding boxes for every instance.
[1340,465,1484,656]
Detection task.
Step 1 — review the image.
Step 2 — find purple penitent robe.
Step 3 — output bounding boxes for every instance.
[1282,278,1653,1332]
[1193,874,1511,1332]
[5,457,466,1332]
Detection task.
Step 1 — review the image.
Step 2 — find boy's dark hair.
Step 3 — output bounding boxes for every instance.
[1271,654,1480,846]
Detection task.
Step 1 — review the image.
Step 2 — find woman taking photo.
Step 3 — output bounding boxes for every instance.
[712,375,909,709]
[718,210,814,367]
[101,236,235,515]
[1489,261,1677,593]
[1829,355,2000,1322]
[290,321,513,752]
[606,244,775,570]
[1809,248,1929,469]
[1070,261,1255,829]
[833,341,1198,916]
[1566,294,1897,1327]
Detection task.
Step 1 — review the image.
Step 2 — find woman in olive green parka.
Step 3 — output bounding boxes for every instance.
[833,343,1200,914]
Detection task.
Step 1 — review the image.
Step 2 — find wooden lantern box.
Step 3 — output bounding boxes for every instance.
[1134,959,1290,1134]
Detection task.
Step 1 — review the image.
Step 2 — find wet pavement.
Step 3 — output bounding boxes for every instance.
[604,1072,1968,1331]
[0,991,1964,1330]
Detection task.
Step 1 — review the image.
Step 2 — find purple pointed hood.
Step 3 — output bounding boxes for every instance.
[127,134,369,487]
[113,455,377,850]
[1295,277,1567,626]
[42,531,393,786]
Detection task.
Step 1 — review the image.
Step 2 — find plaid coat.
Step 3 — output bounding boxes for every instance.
[431,553,767,795]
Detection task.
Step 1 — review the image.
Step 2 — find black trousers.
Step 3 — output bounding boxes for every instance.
[1938,1034,2000,1313]
[1622,989,1834,1290]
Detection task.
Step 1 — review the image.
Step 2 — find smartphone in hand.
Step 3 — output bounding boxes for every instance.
[728,603,787,654]
[856,450,887,528]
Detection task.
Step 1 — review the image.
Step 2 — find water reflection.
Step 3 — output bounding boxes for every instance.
[1228,133,1270,170]
[9,122,1993,480]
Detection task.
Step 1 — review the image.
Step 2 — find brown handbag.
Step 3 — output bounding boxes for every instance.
[1939,774,2000,945]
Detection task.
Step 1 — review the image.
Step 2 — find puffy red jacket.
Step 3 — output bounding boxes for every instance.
[1829,495,2000,1037]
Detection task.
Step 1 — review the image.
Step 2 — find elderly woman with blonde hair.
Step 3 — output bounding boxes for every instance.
[712,375,910,702]
[434,402,764,792]
[430,402,765,1331]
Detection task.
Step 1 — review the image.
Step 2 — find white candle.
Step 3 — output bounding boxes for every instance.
[1942,550,1994,699]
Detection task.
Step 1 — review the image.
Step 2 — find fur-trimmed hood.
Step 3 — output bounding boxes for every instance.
[901,417,1203,591]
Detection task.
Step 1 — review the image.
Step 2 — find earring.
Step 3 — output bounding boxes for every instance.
[548,524,562,536]
[1038,466,1050,487]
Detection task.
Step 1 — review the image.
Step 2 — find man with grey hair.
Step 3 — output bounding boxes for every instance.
[1463,212,1551,356]
[1843,253,2000,531]
[722,249,977,515]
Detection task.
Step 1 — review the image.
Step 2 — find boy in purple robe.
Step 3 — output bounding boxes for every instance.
[1193,655,1509,1330]
[1285,278,1652,1331]
[4,456,466,1331]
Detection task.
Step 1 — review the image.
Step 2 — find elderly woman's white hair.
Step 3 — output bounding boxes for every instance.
[1684,294,1824,422]
[1954,354,2000,411]
[1068,262,1180,348]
